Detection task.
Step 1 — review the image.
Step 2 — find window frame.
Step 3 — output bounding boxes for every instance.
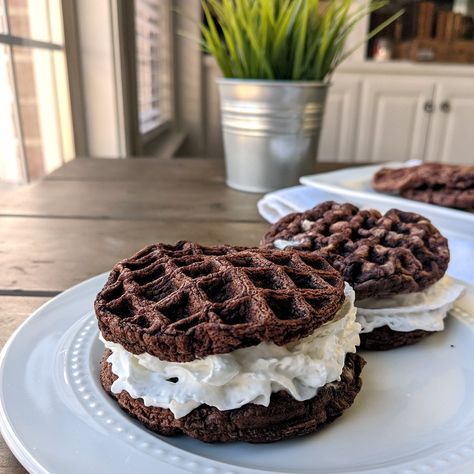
[60,0,88,158]
[115,0,175,155]
[0,0,69,182]
[0,0,178,173]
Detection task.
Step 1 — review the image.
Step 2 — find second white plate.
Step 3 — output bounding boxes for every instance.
[300,162,474,236]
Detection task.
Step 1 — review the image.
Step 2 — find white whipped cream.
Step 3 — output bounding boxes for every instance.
[301,219,314,231]
[272,236,464,333]
[273,238,304,250]
[272,220,314,250]
[102,283,360,418]
[356,276,464,333]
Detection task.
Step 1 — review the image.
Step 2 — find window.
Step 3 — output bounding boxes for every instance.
[0,0,73,183]
[134,0,172,136]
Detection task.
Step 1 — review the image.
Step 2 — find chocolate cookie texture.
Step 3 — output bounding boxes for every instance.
[101,351,365,443]
[372,163,474,212]
[260,201,449,300]
[359,326,433,350]
[95,241,345,362]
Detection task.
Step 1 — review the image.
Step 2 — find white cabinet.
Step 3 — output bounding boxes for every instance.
[425,78,474,164]
[355,77,436,163]
[318,75,361,162]
[318,70,474,165]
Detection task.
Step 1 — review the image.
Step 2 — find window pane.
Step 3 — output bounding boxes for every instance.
[47,0,63,44]
[53,49,74,163]
[0,2,8,32]
[13,46,72,179]
[0,44,24,182]
[7,0,63,44]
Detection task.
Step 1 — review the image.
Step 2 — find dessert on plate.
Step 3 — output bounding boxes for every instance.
[261,201,464,350]
[96,241,365,443]
[372,163,474,212]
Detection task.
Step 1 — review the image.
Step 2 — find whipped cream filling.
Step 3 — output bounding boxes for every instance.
[270,238,464,334]
[102,283,360,419]
[356,276,464,333]
[272,220,314,250]
[273,238,304,250]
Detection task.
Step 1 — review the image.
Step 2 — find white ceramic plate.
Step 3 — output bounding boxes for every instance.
[300,162,474,236]
[1,274,474,474]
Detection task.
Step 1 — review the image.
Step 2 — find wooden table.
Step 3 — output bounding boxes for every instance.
[0,158,350,473]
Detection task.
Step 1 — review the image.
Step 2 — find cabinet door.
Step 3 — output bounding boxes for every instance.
[425,78,474,164]
[317,75,361,162]
[356,77,435,162]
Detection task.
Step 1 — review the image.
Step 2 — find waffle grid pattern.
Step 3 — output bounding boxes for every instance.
[95,241,345,362]
[261,201,450,299]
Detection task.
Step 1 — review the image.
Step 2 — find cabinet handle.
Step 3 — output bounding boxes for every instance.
[440,101,451,113]
[424,101,434,113]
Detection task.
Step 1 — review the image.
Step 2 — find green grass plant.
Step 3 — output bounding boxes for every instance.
[201,0,403,81]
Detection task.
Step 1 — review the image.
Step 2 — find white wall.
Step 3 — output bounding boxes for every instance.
[173,0,206,156]
[76,0,124,157]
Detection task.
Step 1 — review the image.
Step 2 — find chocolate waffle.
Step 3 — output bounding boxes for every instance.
[372,164,474,212]
[101,351,365,443]
[359,326,432,351]
[95,241,345,362]
[260,201,449,300]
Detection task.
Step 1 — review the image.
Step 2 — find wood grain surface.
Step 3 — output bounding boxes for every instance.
[0,157,347,473]
[0,217,268,291]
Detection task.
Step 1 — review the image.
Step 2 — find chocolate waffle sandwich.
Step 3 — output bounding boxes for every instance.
[372,163,474,212]
[261,201,464,350]
[96,241,365,443]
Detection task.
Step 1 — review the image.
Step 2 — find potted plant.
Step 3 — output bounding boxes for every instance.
[201,0,402,192]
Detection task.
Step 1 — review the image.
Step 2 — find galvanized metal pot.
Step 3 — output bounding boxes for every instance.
[217,79,328,193]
